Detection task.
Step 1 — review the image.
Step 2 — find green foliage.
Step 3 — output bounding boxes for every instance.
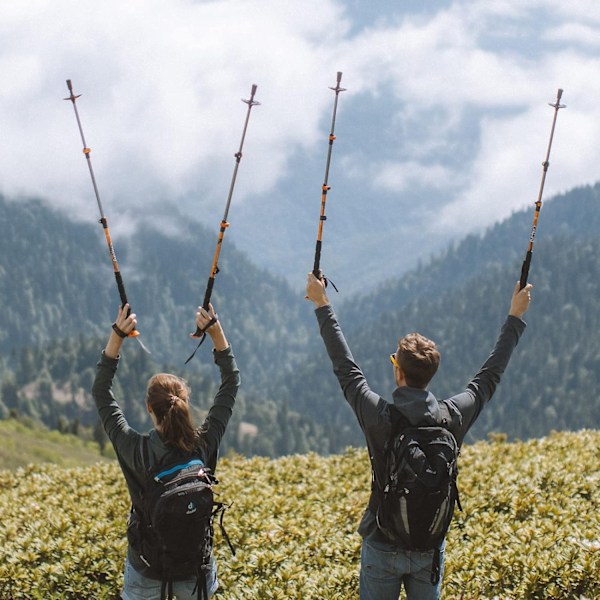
[285,222,600,448]
[0,416,109,470]
[0,193,324,457]
[0,431,598,598]
[2,185,600,456]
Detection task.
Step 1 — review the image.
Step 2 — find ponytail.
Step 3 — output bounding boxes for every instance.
[146,373,202,453]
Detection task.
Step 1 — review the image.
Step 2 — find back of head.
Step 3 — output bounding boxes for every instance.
[146,373,200,453]
[397,332,440,389]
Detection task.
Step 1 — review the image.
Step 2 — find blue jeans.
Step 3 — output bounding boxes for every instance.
[121,555,218,600]
[359,539,444,600]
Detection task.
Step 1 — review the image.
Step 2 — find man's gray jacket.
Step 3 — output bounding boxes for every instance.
[314,304,526,546]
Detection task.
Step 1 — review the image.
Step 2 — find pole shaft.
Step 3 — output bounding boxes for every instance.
[312,72,346,279]
[519,88,565,289]
[190,84,259,340]
[65,80,141,339]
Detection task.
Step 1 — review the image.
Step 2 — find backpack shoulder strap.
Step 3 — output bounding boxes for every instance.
[141,435,151,473]
[437,401,452,428]
[436,399,462,439]
[132,436,152,521]
[388,404,410,438]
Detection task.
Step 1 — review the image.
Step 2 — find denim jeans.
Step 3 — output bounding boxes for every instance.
[121,555,218,600]
[359,539,444,600]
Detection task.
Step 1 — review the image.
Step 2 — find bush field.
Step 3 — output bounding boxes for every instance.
[0,430,599,599]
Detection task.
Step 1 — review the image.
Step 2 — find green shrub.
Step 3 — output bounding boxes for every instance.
[0,431,598,599]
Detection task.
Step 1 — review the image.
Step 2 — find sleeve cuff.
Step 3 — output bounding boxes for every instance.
[213,345,234,361]
[100,350,120,368]
[506,314,527,329]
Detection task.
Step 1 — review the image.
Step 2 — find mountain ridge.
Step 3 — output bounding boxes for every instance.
[1,183,599,456]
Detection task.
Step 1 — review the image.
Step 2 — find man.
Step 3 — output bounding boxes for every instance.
[305,273,532,600]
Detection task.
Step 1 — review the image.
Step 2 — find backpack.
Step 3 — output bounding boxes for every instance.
[375,403,461,584]
[132,437,234,600]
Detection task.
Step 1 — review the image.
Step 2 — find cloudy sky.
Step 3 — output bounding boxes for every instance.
[1,0,598,292]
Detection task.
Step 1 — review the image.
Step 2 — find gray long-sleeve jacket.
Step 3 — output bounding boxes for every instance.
[314,304,526,545]
[92,345,240,573]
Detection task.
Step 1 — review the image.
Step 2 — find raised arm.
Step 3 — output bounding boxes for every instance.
[306,273,387,434]
[447,282,532,441]
[92,304,140,464]
[196,304,240,470]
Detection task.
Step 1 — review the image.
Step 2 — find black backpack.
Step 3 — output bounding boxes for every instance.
[131,437,234,600]
[375,403,461,584]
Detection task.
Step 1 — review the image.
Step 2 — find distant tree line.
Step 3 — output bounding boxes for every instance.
[1,184,599,456]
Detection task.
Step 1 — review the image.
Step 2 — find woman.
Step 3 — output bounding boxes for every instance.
[92,303,240,600]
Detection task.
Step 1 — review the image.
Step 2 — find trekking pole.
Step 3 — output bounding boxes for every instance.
[64,79,149,352]
[312,71,346,291]
[185,84,260,363]
[519,88,566,289]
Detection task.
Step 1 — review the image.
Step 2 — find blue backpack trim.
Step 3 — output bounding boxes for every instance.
[154,459,205,482]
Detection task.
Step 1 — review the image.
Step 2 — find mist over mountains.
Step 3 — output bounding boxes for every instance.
[0,182,599,456]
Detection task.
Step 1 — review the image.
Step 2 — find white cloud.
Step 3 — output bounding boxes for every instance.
[0,0,599,288]
[546,23,600,49]
[334,1,600,240]
[374,160,459,194]
[0,0,348,217]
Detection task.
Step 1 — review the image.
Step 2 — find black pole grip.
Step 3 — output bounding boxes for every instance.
[519,252,531,290]
[114,271,129,307]
[66,79,73,92]
[190,277,216,338]
[202,277,215,311]
[313,240,322,276]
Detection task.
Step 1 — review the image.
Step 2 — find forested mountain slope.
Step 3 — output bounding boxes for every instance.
[338,182,600,326]
[0,195,322,456]
[1,184,599,456]
[284,184,600,447]
[286,234,600,447]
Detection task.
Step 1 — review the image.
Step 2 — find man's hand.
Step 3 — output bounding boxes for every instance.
[509,282,532,319]
[306,273,330,308]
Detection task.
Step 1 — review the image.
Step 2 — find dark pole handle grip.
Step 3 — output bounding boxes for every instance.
[114,271,129,308]
[519,252,531,290]
[191,278,215,338]
[313,240,322,278]
[114,271,140,336]
[202,277,214,312]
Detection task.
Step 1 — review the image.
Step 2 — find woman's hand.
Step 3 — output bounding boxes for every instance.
[105,304,137,359]
[195,303,229,352]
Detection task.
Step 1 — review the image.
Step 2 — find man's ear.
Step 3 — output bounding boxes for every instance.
[395,366,407,388]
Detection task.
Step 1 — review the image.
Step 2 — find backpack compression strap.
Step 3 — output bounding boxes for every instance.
[370,406,410,494]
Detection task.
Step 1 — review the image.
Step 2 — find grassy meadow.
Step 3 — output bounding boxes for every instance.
[0,430,598,599]
[0,418,110,470]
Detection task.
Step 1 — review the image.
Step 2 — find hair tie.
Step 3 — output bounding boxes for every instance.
[169,394,180,408]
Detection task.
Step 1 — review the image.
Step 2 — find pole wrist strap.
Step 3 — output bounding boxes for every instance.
[112,323,128,338]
